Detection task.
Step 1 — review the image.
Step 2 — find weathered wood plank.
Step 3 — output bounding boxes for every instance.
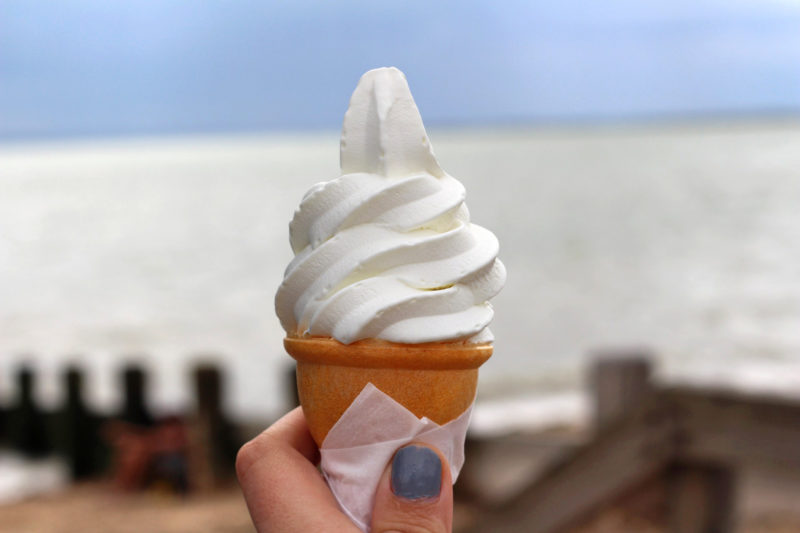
[469,399,679,533]
[667,388,800,468]
[667,462,736,533]
[466,380,800,533]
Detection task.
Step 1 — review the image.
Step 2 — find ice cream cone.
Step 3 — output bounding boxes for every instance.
[284,336,492,445]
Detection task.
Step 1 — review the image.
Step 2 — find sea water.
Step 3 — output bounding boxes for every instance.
[1,122,799,430]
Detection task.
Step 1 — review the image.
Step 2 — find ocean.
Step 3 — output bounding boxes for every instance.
[1,121,799,431]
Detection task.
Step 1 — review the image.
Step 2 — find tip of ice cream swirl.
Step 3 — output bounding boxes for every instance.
[275,67,505,345]
[340,67,443,179]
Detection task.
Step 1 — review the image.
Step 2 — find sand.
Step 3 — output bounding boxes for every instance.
[3,479,800,533]
[0,483,253,533]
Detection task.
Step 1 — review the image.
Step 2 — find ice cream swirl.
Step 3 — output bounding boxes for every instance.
[275,68,505,344]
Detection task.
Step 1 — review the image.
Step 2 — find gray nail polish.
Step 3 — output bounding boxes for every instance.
[391,445,442,500]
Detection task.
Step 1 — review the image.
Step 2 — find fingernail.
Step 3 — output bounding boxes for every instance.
[391,445,442,500]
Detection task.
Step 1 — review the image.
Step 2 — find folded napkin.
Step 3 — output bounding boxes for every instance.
[320,383,473,532]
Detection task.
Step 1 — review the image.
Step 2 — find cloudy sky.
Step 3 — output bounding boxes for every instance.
[1,0,799,139]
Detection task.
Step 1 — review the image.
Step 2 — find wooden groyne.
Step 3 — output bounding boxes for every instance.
[4,353,800,532]
[464,353,800,533]
[0,361,243,492]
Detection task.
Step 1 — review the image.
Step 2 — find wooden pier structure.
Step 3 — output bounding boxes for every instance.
[462,352,800,533]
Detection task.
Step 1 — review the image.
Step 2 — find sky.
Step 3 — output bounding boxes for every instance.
[1,0,799,140]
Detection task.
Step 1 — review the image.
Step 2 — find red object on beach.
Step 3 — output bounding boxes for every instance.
[106,416,190,492]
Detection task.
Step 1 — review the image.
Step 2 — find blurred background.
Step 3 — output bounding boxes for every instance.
[1,1,799,532]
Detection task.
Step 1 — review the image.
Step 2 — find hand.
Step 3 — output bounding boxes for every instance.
[236,407,453,533]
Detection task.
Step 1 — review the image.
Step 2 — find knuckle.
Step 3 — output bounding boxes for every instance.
[234,440,257,478]
[235,432,276,479]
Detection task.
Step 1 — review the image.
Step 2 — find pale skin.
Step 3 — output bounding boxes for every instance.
[236,407,453,533]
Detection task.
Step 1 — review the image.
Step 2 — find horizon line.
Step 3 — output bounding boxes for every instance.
[1,107,798,146]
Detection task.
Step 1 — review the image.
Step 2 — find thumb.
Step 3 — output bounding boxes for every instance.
[371,443,453,533]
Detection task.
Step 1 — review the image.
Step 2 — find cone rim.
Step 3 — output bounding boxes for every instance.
[284,336,492,369]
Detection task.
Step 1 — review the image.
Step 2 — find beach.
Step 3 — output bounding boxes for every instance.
[1,121,799,426]
[3,450,800,533]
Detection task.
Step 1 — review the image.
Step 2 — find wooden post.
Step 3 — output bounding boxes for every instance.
[56,365,102,479]
[191,363,238,489]
[590,350,653,431]
[119,364,153,427]
[668,462,735,533]
[7,365,52,457]
[0,371,6,446]
[108,364,155,490]
[194,364,222,417]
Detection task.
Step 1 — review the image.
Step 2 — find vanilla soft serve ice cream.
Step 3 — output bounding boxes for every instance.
[275,67,505,345]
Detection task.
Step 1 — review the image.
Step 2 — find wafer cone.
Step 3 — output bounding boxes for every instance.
[284,336,492,446]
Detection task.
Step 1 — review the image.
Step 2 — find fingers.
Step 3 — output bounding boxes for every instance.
[236,407,359,533]
[371,443,453,533]
[238,410,455,533]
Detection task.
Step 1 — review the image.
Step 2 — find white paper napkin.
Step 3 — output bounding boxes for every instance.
[320,383,474,532]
